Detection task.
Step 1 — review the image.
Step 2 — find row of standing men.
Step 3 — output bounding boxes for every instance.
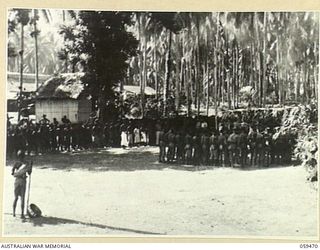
[6,115,155,158]
[157,124,296,167]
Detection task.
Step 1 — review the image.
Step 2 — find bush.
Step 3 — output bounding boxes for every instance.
[282,105,318,182]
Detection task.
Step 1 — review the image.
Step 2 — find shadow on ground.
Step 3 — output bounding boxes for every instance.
[6,147,164,172]
[6,146,297,172]
[5,213,163,235]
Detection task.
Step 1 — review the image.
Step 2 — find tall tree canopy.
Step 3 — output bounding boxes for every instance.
[7,10,319,119]
[64,11,138,121]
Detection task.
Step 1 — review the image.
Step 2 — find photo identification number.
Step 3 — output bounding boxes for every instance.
[300,244,319,249]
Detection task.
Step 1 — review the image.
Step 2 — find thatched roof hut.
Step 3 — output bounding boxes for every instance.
[35,73,91,123]
[37,73,88,100]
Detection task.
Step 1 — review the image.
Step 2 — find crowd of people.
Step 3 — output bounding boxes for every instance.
[6,108,299,167]
[6,114,156,158]
[156,121,296,168]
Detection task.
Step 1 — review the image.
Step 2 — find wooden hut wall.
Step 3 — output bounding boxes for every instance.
[35,99,78,123]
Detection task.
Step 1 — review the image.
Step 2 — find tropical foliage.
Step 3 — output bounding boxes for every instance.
[7,10,319,118]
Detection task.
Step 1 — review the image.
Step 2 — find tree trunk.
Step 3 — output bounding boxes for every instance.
[276,36,281,106]
[303,51,309,104]
[141,30,147,118]
[186,61,191,117]
[235,44,239,108]
[195,16,201,117]
[226,34,231,110]
[164,29,172,117]
[314,64,318,103]
[214,13,220,129]
[262,12,267,107]
[205,33,209,116]
[232,43,236,109]
[33,9,39,91]
[295,67,300,102]
[153,31,159,106]
[254,12,261,107]
[18,22,24,122]
[175,34,180,114]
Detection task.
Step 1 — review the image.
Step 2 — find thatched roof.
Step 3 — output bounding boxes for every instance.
[36,73,88,100]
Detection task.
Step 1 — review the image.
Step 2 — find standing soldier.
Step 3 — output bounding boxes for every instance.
[56,124,64,151]
[155,121,162,146]
[61,115,71,125]
[166,129,176,163]
[217,129,227,167]
[192,133,201,166]
[51,119,59,151]
[63,124,71,151]
[263,127,272,167]
[158,128,166,163]
[256,128,265,166]
[52,117,59,127]
[209,131,218,166]
[39,114,50,126]
[175,130,185,164]
[127,121,134,148]
[227,128,238,168]
[200,132,210,165]
[238,126,248,168]
[248,126,257,166]
[184,131,193,165]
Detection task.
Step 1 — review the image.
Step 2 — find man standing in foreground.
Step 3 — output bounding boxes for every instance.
[12,150,33,219]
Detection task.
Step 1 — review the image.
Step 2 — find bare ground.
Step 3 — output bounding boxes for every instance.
[2,147,318,239]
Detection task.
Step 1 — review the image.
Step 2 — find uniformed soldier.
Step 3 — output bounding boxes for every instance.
[167,129,176,163]
[184,131,193,165]
[255,128,265,166]
[263,127,272,167]
[200,132,210,165]
[192,133,201,166]
[238,127,248,168]
[209,131,219,166]
[158,128,166,163]
[61,115,71,125]
[227,128,238,168]
[175,131,185,164]
[248,126,257,166]
[217,129,227,166]
[63,124,71,151]
[39,114,50,126]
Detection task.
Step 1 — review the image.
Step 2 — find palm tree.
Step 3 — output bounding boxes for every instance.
[31,9,52,90]
[15,9,30,121]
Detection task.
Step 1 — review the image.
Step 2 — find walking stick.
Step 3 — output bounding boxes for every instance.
[25,160,33,215]
[26,174,31,211]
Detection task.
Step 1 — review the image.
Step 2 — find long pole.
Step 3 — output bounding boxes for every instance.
[26,174,31,215]
[25,160,33,215]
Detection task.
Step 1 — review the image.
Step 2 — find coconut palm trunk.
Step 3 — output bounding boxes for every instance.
[175,34,180,114]
[195,15,201,117]
[18,22,25,122]
[214,13,220,129]
[33,9,39,91]
[262,12,268,107]
[164,29,172,117]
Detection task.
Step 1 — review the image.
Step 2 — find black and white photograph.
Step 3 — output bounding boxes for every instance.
[3,9,319,238]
